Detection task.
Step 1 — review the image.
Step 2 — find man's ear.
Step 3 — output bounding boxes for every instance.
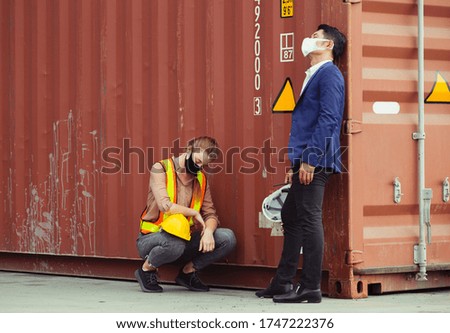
[327,40,334,50]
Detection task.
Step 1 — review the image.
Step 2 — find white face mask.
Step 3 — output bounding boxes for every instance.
[301,37,331,57]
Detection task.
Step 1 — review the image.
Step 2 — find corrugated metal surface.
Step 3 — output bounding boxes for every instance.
[1,0,449,298]
[0,0,308,260]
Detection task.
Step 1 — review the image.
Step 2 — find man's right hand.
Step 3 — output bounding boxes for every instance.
[284,169,293,184]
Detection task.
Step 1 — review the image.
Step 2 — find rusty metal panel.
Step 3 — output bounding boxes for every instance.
[1,0,449,298]
[0,0,299,260]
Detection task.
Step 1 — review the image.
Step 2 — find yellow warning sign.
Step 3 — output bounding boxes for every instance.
[281,0,294,18]
[272,78,295,113]
[425,72,450,104]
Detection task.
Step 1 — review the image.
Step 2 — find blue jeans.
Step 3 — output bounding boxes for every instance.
[275,168,330,290]
[136,228,236,271]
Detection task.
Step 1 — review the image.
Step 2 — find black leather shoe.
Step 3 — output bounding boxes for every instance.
[255,278,293,298]
[273,284,322,303]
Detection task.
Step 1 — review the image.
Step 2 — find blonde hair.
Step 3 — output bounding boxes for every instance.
[186,136,219,161]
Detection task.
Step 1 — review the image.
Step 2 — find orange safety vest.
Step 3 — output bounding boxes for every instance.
[139,158,207,235]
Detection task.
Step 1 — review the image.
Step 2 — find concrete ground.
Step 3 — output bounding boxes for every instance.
[1,271,449,313]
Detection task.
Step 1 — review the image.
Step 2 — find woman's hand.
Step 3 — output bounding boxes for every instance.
[194,212,206,232]
[199,228,215,253]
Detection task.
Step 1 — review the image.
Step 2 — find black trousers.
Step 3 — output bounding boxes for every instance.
[275,168,330,290]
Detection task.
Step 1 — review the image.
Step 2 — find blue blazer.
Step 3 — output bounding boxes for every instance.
[288,61,345,173]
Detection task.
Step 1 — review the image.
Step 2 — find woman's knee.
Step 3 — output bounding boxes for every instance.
[215,228,237,249]
[143,231,187,263]
[161,233,187,256]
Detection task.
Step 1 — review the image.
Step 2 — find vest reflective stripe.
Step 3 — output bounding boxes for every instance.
[139,158,206,235]
[164,159,177,206]
[139,159,177,234]
[187,171,207,226]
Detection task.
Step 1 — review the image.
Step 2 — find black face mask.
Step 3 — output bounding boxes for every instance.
[186,154,202,175]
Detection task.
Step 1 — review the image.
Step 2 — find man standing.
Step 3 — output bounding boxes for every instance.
[256,24,347,303]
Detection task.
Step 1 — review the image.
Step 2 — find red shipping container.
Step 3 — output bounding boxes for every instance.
[1,0,449,298]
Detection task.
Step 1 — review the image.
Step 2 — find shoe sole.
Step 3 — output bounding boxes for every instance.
[134,269,163,293]
[175,277,209,292]
[274,299,322,303]
[255,285,293,299]
[273,296,322,303]
[255,291,278,298]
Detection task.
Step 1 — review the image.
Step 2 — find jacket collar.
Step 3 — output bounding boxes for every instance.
[299,61,333,99]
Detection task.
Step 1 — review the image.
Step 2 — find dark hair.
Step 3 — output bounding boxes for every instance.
[318,24,347,62]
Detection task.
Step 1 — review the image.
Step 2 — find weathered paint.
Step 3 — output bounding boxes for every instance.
[1,0,449,298]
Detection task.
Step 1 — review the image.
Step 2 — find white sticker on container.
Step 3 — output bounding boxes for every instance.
[280,33,294,62]
[372,101,400,114]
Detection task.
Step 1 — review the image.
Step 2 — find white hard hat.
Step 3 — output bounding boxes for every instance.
[261,184,291,222]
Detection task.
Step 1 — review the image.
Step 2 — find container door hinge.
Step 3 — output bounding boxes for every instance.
[443,177,449,202]
[343,119,362,135]
[345,250,363,265]
[422,188,433,244]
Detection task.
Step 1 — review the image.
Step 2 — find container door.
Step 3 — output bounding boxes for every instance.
[349,0,450,294]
